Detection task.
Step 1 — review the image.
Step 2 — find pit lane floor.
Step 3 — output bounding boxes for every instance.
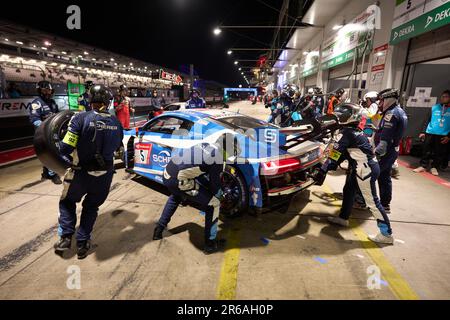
[0,101,449,300]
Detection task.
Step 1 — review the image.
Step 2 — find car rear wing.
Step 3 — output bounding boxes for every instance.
[280,115,341,151]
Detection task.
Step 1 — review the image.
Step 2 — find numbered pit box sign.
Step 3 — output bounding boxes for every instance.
[135,143,153,165]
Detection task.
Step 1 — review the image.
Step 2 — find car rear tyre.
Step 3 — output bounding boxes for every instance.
[220,165,248,218]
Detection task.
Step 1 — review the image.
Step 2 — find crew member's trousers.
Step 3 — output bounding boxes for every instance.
[58,169,114,242]
[420,133,449,170]
[339,165,392,235]
[158,179,220,242]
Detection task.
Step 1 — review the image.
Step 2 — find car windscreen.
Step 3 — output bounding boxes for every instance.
[212,116,277,130]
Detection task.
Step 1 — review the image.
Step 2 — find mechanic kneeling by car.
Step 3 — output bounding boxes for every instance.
[153,133,240,254]
[313,103,394,245]
[54,84,123,259]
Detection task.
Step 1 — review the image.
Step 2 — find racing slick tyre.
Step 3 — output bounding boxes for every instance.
[220,165,249,218]
[33,110,75,176]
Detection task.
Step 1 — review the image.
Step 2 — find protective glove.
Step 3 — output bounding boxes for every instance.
[215,189,225,202]
[33,120,42,128]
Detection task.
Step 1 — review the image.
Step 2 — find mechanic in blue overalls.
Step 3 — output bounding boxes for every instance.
[77,80,94,111]
[185,89,206,109]
[153,133,240,254]
[374,89,408,215]
[279,84,298,126]
[314,103,394,244]
[29,81,62,185]
[54,85,123,259]
[266,89,281,124]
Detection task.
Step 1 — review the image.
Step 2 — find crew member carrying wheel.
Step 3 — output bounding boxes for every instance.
[153,133,240,254]
[313,103,394,244]
[185,89,206,109]
[54,85,123,259]
[29,81,62,185]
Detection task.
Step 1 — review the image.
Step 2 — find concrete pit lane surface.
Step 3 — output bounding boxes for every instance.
[0,101,449,300]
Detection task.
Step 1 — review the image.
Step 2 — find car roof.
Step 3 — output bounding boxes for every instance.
[162,109,244,121]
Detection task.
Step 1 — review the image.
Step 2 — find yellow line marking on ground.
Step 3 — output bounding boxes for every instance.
[322,184,419,300]
[216,226,241,300]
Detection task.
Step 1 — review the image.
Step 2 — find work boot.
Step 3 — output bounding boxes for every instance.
[353,202,367,210]
[327,216,349,227]
[391,167,400,178]
[430,168,439,176]
[54,236,72,254]
[203,239,226,255]
[368,233,394,245]
[153,225,164,240]
[77,240,91,260]
[51,175,62,185]
[413,166,426,173]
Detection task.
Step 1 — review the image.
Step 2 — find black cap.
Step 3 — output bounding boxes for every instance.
[119,84,128,91]
[335,88,345,96]
[84,80,94,88]
[90,84,114,106]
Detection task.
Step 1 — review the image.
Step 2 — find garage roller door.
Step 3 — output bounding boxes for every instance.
[305,75,316,87]
[407,24,450,65]
[329,60,369,79]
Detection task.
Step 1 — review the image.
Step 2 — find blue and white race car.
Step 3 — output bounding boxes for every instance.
[123,109,337,216]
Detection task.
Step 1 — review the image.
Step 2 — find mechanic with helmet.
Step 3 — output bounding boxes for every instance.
[153,133,240,254]
[312,87,325,117]
[114,84,134,129]
[54,85,123,259]
[29,81,62,185]
[314,103,394,244]
[327,88,345,115]
[186,89,206,109]
[279,84,297,126]
[266,89,281,124]
[374,88,408,215]
[77,80,94,111]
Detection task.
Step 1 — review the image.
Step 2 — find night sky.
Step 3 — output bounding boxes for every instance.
[1,0,286,86]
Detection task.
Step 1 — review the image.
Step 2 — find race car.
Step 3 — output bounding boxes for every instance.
[123,109,338,216]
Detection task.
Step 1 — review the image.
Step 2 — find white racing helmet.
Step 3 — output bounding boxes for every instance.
[364,91,378,102]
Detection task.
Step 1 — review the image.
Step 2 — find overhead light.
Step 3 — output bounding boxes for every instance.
[4,38,9,42]
[104,60,108,63]
[234,61,238,65]
[333,25,343,31]
[130,62,133,66]
[213,27,222,36]
[110,58,114,61]
[44,41,52,46]
[227,50,232,55]
[92,58,96,61]
[16,41,23,45]
[239,84,242,88]
[78,55,83,58]
[238,67,242,71]
[62,51,67,55]
[41,47,48,50]
[83,51,89,55]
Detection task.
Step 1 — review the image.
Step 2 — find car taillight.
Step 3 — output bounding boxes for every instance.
[260,157,301,176]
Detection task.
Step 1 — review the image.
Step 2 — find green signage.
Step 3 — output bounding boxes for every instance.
[67,82,85,110]
[321,42,371,70]
[390,2,450,44]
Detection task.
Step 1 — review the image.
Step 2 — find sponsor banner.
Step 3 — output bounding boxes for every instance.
[160,70,183,84]
[370,44,388,85]
[321,7,376,70]
[390,0,450,44]
[0,96,69,118]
